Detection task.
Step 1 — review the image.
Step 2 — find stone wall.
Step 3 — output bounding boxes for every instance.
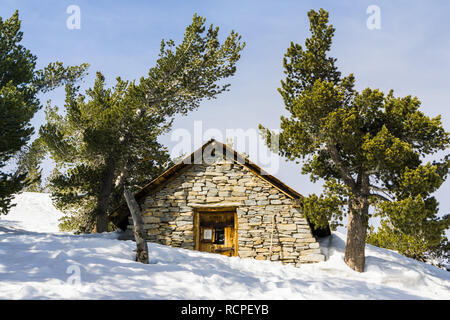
[127,157,325,266]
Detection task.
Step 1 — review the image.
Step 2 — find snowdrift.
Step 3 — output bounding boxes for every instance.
[0,192,448,299]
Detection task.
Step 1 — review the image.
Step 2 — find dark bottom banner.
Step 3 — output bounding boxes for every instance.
[0,300,445,318]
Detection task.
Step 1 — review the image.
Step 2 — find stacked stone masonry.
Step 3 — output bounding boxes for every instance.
[127,157,325,266]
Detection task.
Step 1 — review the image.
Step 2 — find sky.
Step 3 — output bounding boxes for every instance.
[1,0,449,225]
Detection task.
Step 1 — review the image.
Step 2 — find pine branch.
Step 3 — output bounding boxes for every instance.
[327,142,356,189]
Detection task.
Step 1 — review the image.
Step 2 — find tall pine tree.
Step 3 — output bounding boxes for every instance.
[39,14,245,236]
[0,10,88,214]
[260,9,449,272]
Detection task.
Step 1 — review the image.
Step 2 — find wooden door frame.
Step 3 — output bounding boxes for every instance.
[194,206,238,256]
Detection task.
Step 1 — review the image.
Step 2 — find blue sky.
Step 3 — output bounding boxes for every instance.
[1,1,449,221]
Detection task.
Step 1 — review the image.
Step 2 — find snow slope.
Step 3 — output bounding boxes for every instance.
[0,192,449,300]
[1,192,63,232]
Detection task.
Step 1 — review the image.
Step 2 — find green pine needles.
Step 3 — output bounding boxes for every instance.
[260,9,449,271]
[0,11,88,215]
[39,14,245,233]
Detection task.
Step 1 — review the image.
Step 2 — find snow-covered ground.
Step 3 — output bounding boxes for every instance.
[0,192,448,300]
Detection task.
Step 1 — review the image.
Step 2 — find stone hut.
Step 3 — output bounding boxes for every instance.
[109,139,330,266]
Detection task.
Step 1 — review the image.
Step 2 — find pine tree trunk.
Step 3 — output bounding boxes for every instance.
[123,187,149,264]
[96,159,115,233]
[344,200,368,272]
[95,212,109,233]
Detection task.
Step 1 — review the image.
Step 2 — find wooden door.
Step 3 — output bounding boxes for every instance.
[195,210,237,257]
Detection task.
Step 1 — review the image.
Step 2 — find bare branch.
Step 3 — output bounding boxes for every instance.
[369,184,389,193]
[370,193,392,202]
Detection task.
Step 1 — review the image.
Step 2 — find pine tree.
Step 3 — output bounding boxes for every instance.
[40,73,170,233]
[0,10,88,214]
[259,9,449,272]
[15,139,46,192]
[39,14,245,238]
[367,216,449,267]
